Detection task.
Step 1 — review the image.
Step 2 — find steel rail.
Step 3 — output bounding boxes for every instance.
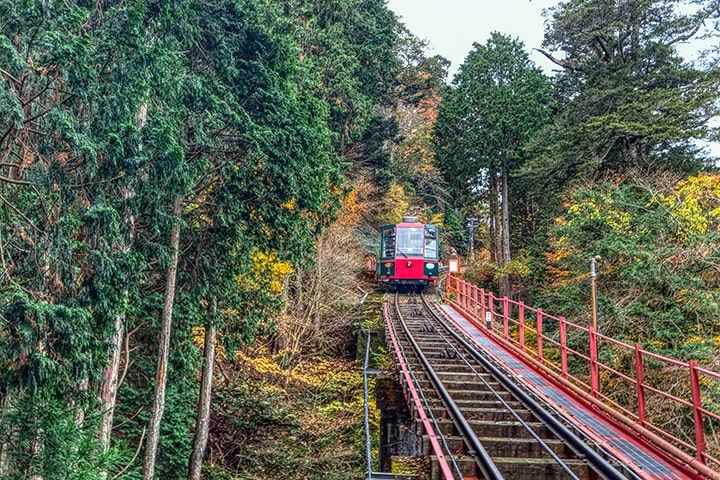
[422,294,630,480]
[416,297,583,480]
[393,294,505,480]
[384,299,460,480]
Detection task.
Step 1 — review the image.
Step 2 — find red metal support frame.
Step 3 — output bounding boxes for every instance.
[473,284,478,320]
[589,328,599,399]
[503,297,510,340]
[480,288,486,328]
[519,302,526,353]
[689,360,706,465]
[635,344,646,427]
[559,317,568,379]
[463,283,470,311]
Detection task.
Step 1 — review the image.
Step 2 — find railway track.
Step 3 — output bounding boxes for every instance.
[385,292,633,480]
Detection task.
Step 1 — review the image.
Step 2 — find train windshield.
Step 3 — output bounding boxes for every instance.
[425,226,438,259]
[396,227,423,256]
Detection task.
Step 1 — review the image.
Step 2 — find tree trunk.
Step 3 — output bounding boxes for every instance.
[499,164,512,297]
[97,314,124,450]
[187,297,217,480]
[142,196,183,480]
[0,395,8,476]
[97,118,140,455]
[488,168,502,264]
[312,236,323,345]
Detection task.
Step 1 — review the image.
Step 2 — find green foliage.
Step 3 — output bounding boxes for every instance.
[534,177,720,355]
[527,0,720,189]
[1,0,400,476]
[441,206,468,257]
[435,32,552,210]
[0,392,134,480]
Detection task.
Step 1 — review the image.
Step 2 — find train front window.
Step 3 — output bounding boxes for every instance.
[382,227,396,258]
[425,226,438,259]
[397,227,423,256]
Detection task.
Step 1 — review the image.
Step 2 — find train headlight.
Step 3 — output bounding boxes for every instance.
[406,261,412,267]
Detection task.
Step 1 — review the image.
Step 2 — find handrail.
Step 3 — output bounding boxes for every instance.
[357,286,373,478]
[445,274,720,480]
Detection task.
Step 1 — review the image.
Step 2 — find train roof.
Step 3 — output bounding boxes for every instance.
[382,221,438,228]
[381,216,439,229]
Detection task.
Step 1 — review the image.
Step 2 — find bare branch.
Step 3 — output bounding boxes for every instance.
[533,48,580,70]
[0,175,32,186]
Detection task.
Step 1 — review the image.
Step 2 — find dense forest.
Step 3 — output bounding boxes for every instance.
[1,0,719,478]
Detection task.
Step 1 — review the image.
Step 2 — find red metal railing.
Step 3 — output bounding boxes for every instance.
[446,274,720,479]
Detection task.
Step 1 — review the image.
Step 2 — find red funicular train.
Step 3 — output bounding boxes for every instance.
[377,216,439,291]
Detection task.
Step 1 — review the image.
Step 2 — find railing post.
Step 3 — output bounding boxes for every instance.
[457,278,462,309]
[519,302,525,352]
[473,285,478,321]
[489,293,496,332]
[480,289,487,328]
[690,360,707,464]
[503,297,509,341]
[635,344,646,426]
[463,281,468,312]
[559,317,567,378]
[458,279,463,309]
[590,328,599,399]
[536,308,543,364]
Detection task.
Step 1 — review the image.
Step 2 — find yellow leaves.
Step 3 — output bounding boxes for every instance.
[658,173,720,238]
[248,251,293,294]
[238,347,287,377]
[333,188,364,228]
[190,326,226,358]
[237,346,361,396]
[191,326,205,348]
[428,212,443,227]
[377,182,409,225]
[566,196,631,232]
[545,265,571,278]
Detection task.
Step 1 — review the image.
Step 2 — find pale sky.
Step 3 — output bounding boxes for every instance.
[385,0,719,157]
[385,0,560,79]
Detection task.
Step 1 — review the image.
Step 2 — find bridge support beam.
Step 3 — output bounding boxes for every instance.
[375,375,422,472]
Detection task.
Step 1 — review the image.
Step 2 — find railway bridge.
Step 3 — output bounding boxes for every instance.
[365,275,720,480]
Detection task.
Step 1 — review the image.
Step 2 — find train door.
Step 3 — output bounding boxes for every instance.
[424,225,438,259]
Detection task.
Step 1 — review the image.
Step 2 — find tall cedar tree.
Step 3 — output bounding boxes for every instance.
[0,0,156,476]
[529,0,720,198]
[0,0,347,477]
[434,33,551,295]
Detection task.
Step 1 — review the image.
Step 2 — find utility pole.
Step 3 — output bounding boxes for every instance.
[467,217,478,259]
[590,255,601,331]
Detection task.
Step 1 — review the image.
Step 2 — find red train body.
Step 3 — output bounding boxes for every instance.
[377,217,439,291]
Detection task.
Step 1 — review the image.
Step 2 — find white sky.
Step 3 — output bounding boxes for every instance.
[386,0,560,78]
